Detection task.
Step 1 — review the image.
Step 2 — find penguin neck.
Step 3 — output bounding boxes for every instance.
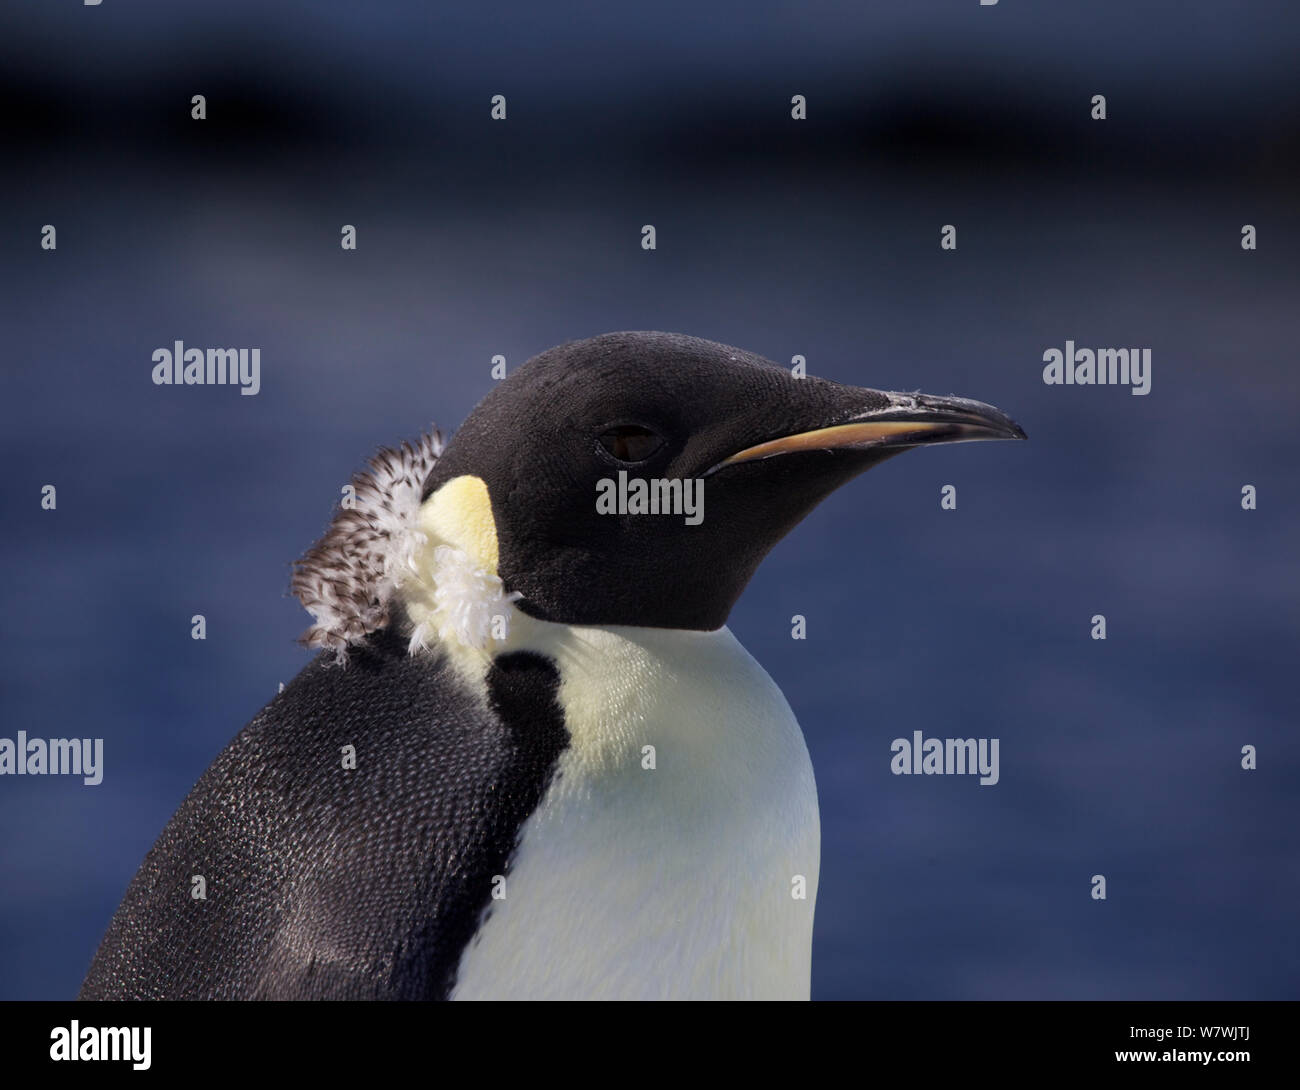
[399,474,734,695]
[508,620,743,768]
[447,615,822,1000]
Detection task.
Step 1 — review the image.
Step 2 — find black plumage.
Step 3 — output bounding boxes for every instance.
[80,633,567,1000]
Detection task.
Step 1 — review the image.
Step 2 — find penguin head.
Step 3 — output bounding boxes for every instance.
[419,331,1025,632]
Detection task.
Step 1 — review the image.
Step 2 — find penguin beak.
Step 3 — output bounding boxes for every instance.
[707,391,1026,473]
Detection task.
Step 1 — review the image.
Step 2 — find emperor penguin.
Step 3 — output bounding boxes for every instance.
[80,331,1025,1001]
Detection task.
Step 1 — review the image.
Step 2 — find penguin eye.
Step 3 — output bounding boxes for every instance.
[596,425,665,463]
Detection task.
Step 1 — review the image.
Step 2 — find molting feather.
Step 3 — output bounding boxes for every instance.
[290,429,443,663]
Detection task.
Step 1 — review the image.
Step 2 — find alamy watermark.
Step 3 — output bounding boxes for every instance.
[151,341,261,395]
[890,730,999,786]
[50,1021,150,1070]
[0,732,103,785]
[596,471,704,525]
[1042,341,1151,395]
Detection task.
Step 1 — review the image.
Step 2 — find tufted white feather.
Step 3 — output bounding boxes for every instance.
[405,544,520,657]
[290,429,444,663]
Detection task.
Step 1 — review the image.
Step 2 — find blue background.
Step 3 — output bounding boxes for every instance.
[2,2,1297,999]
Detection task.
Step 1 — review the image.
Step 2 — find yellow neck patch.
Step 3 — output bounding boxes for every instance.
[417,474,500,575]
[401,474,519,671]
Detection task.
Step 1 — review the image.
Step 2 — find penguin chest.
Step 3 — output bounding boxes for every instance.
[450,624,820,1000]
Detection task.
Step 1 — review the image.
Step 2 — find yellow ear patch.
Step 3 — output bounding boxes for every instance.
[417,475,500,573]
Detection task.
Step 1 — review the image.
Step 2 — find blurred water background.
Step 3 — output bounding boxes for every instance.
[1,1,1297,998]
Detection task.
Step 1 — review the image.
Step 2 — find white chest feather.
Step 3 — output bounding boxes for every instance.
[450,623,820,1000]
